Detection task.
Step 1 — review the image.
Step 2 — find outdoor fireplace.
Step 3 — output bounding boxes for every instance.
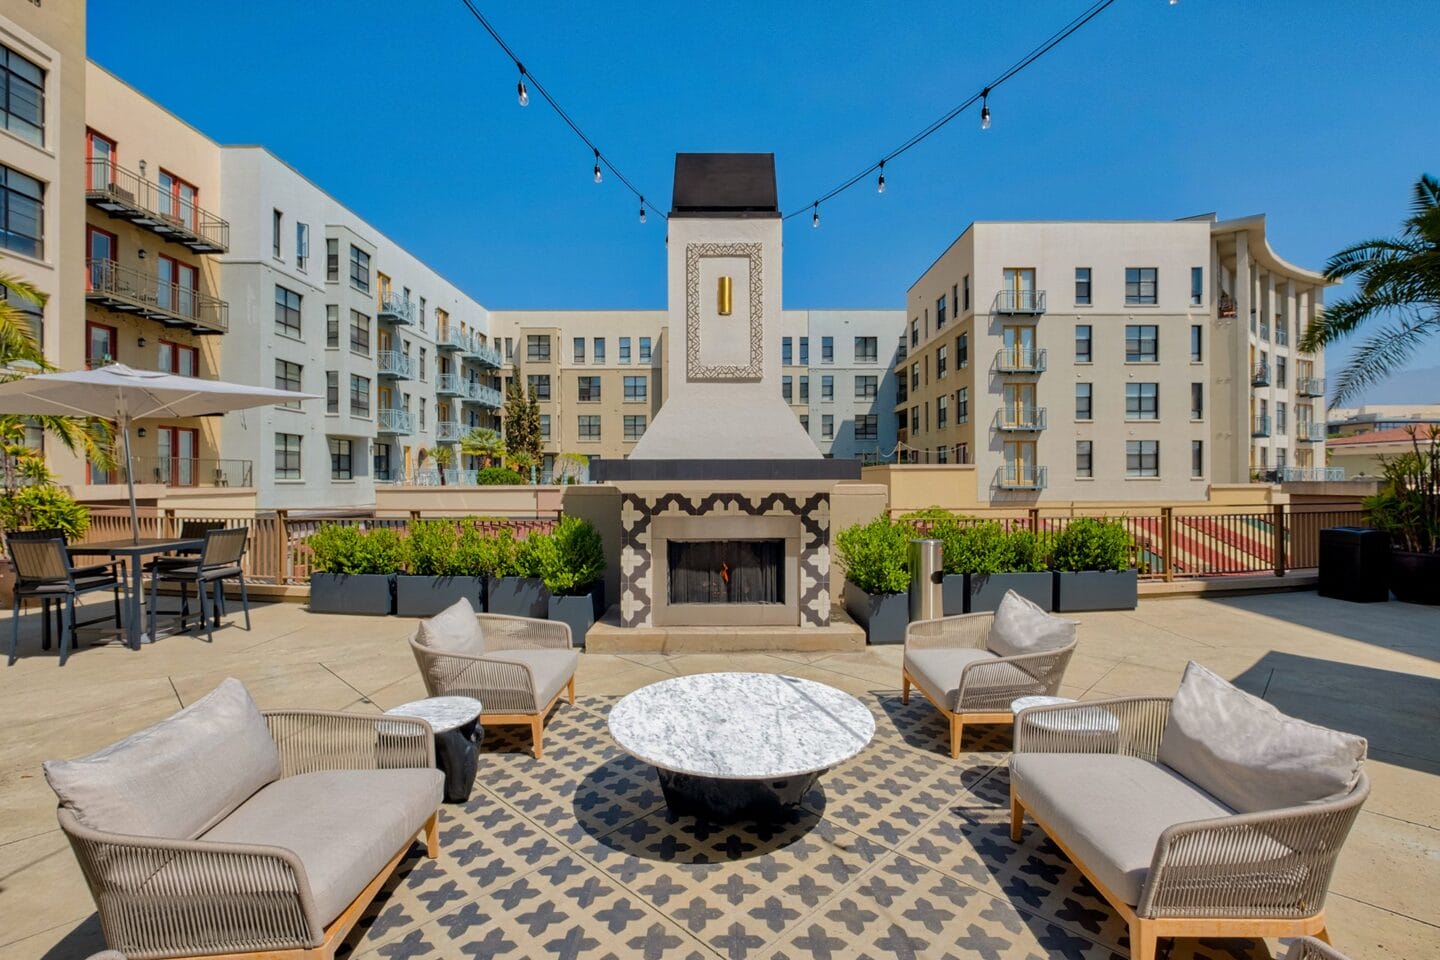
[666,539,785,606]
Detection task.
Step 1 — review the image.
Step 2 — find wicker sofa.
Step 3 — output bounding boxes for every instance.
[45,679,443,960]
[1010,662,1369,960]
[410,598,577,758]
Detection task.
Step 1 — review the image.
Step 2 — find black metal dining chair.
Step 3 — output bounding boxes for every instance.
[7,537,128,666]
[147,526,251,642]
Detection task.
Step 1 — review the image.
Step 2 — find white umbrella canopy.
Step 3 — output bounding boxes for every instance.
[0,363,320,540]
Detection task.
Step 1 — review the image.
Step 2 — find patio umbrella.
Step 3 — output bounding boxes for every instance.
[0,363,319,541]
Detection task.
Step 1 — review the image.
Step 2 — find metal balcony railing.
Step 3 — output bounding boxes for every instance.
[84,159,229,253]
[377,292,414,324]
[467,341,503,367]
[377,350,413,379]
[995,347,1047,373]
[1296,422,1327,442]
[994,289,1047,315]
[1252,362,1271,386]
[996,464,1047,490]
[434,420,463,442]
[377,408,414,434]
[84,258,228,334]
[1252,415,1272,437]
[996,407,1047,432]
[464,382,504,408]
[436,327,468,351]
[123,457,252,488]
[435,373,465,397]
[1296,376,1326,397]
[1281,466,1345,482]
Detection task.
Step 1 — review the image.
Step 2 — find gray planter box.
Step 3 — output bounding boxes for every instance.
[309,573,394,615]
[548,587,601,646]
[844,580,909,645]
[941,574,967,618]
[966,572,1053,612]
[486,576,549,618]
[1053,569,1138,612]
[394,576,485,617]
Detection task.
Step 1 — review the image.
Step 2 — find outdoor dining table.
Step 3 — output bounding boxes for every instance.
[67,538,204,650]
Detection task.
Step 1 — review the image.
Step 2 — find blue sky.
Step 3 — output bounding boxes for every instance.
[89,1,1440,401]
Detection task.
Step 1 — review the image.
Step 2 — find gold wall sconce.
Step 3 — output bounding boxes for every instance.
[717,276,733,316]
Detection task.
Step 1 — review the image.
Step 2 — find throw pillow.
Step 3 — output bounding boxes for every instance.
[988,589,1077,658]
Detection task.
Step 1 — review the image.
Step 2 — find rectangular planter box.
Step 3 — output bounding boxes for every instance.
[486,576,549,619]
[548,587,602,646]
[966,572,1053,613]
[1052,569,1138,612]
[394,576,485,617]
[309,573,394,616]
[941,574,967,619]
[844,580,910,645]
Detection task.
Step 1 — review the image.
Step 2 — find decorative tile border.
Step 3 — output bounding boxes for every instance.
[684,242,765,382]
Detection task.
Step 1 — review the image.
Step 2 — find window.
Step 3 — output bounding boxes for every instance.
[86,321,116,368]
[326,304,339,348]
[800,414,809,433]
[539,414,551,441]
[799,337,809,365]
[156,255,197,319]
[1277,401,1288,434]
[326,238,339,281]
[527,335,551,362]
[348,245,370,293]
[639,337,652,362]
[623,375,647,402]
[1126,383,1159,420]
[1076,383,1093,420]
[574,337,585,363]
[624,415,646,441]
[1276,356,1288,388]
[910,363,919,392]
[799,376,810,403]
[274,433,302,480]
[417,296,426,331]
[418,347,426,381]
[86,130,116,190]
[821,336,834,363]
[910,406,919,432]
[272,209,282,258]
[782,375,793,403]
[1191,440,1204,478]
[1,46,45,145]
[855,336,878,363]
[594,337,606,363]
[937,395,948,429]
[326,371,339,414]
[951,283,959,317]
[157,170,198,232]
[821,375,834,401]
[349,310,370,356]
[936,295,947,330]
[822,414,834,439]
[577,376,601,402]
[330,438,353,480]
[619,337,631,363]
[157,340,197,376]
[418,397,426,430]
[350,375,370,417]
[528,374,551,400]
[577,415,601,440]
[856,414,878,441]
[1075,324,1092,363]
[1125,324,1158,362]
[295,222,309,269]
[274,285,301,338]
[0,164,43,257]
[962,275,971,311]
[1077,441,1093,478]
[782,337,793,366]
[1125,267,1158,305]
[909,318,918,348]
[1191,266,1204,306]
[1191,382,1204,420]
[956,333,968,368]
[1075,267,1092,305]
[855,375,877,400]
[936,344,948,378]
[1190,324,1202,362]
[1126,440,1159,477]
[955,387,969,423]
[275,359,303,408]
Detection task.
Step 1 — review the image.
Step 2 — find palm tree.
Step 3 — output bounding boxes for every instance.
[459,427,504,468]
[430,445,453,485]
[0,266,114,489]
[1300,174,1440,405]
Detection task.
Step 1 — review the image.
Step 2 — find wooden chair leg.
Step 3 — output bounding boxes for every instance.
[1010,789,1025,842]
[950,715,963,759]
[566,675,576,704]
[423,811,440,858]
[901,672,910,704]
[1313,924,1331,944]
[1129,919,1157,960]
[530,717,545,759]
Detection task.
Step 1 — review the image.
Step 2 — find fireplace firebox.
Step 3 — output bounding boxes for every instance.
[666,540,785,605]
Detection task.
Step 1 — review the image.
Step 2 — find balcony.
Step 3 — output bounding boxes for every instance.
[995,347,1047,374]
[1296,422,1327,442]
[85,258,228,334]
[436,373,466,397]
[1251,362,1271,387]
[377,408,414,434]
[994,290,1047,315]
[1296,376,1326,397]
[122,457,252,488]
[996,407,1047,432]
[84,159,229,253]
[464,382,504,408]
[377,350,413,379]
[377,292,415,325]
[467,341,504,368]
[1252,415,1272,437]
[1281,466,1345,482]
[996,465,1047,490]
[434,420,463,442]
[436,327,468,352]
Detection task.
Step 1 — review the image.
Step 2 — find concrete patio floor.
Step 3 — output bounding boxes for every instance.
[0,593,1434,959]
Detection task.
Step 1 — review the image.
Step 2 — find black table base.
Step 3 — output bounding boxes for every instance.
[655,768,823,823]
[435,720,483,803]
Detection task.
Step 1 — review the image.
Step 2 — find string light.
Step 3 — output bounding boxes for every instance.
[639,198,647,224]
[980,89,992,130]
[593,148,603,184]
[516,64,529,107]
[812,203,820,228]
[877,161,886,194]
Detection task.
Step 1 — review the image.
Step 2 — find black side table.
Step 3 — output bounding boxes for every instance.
[383,696,484,802]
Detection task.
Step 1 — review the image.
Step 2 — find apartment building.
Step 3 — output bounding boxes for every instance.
[902,217,1327,502]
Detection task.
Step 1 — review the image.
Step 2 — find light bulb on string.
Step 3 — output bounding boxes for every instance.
[877,161,886,194]
[639,198,647,224]
[980,88,991,130]
[593,149,603,184]
[516,64,529,107]
[812,203,820,228]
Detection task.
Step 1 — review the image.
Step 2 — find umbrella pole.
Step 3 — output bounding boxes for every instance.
[120,413,140,543]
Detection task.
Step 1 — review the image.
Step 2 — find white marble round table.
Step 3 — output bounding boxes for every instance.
[608,673,875,822]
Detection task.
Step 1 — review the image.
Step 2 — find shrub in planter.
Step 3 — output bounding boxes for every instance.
[0,485,90,541]
[394,520,486,616]
[536,516,607,645]
[307,524,405,615]
[964,524,1054,612]
[477,466,525,486]
[837,516,911,644]
[1364,427,1440,604]
[1050,518,1138,612]
[486,528,550,618]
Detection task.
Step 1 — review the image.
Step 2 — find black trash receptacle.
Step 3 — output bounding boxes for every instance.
[1318,527,1390,603]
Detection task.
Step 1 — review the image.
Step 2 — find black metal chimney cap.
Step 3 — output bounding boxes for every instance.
[670,153,779,218]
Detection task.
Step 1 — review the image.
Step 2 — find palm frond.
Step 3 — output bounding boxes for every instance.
[0,269,48,309]
[1328,312,1440,406]
[1324,237,1425,280]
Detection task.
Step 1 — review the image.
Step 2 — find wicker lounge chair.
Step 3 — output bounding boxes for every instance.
[410,598,577,758]
[1284,937,1350,959]
[902,589,1077,757]
[1010,662,1369,960]
[46,679,442,960]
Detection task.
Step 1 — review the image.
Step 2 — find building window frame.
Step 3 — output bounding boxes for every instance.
[274,284,302,339]
[1125,382,1159,420]
[1125,324,1159,362]
[1125,267,1159,305]
[350,374,371,418]
[1076,440,1093,478]
[0,163,44,258]
[577,414,601,441]
[1075,267,1092,306]
[1126,439,1160,478]
[274,433,302,480]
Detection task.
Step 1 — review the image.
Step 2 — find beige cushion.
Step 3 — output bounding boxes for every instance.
[904,647,1045,710]
[1158,661,1367,813]
[482,648,578,710]
[43,678,280,839]
[988,590,1076,658]
[416,597,485,657]
[202,768,443,926]
[1013,753,1235,905]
